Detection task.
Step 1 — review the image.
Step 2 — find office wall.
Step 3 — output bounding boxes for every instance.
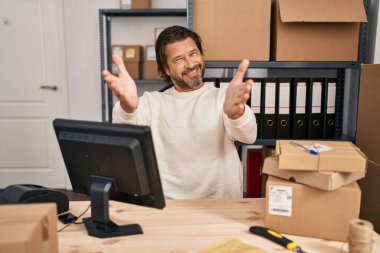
[63,0,186,121]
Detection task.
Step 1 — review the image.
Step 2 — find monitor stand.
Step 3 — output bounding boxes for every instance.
[83,175,143,238]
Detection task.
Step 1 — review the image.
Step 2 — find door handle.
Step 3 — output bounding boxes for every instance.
[40,85,58,91]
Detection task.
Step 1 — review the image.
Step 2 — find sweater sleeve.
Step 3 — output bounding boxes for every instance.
[223,104,257,144]
[112,92,152,126]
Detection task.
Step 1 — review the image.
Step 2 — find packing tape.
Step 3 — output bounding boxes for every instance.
[348,219,374,253]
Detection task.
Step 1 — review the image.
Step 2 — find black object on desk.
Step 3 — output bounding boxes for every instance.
[0,184,69,214]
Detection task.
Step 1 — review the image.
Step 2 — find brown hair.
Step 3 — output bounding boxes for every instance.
[155,26,204,83]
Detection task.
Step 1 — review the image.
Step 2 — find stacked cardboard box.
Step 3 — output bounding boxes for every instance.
[112,45,142,79]
[144,45,160,80]
[120,0,151,9]
[263,140,367,242]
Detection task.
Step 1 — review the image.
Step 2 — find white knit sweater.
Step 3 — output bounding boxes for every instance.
[112,84,257,199]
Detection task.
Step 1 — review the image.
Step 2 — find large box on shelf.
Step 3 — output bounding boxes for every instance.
[271,0,367,61]
[275,140,367,173]
[144,45,160,80]
[112,45,142,79]
[263,156,365,191]
[194,0,271,61]
[0,203,58,253]
[265,176,361,242]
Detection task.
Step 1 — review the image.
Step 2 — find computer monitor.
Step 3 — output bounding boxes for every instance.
[53,118,165,238]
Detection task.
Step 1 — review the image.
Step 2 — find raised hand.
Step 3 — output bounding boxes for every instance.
[102,54,139,113]
[223,59,253,119]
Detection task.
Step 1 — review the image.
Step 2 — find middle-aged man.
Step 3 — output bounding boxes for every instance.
[102,26,257,199]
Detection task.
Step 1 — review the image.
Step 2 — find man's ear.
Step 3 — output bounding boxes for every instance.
[164,67,171,78]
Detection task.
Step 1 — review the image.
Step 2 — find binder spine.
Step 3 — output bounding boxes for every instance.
[276,78,291,139]
[291,78,309,139]
[251,78,263,139]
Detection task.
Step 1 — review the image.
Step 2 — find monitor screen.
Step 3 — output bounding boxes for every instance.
[53,118,165,238]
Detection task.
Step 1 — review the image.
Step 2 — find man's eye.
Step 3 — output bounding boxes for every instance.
[175,58,183,63]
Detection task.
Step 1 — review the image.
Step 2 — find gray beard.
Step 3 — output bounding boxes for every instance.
[174,78,203,90]
[171,66,205,90]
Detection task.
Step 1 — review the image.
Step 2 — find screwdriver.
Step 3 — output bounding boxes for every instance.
[249,226,307,253]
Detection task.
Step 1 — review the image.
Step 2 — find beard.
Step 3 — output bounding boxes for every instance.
[171,63,205,90]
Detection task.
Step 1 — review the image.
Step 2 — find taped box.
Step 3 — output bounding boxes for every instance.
[112,45,142,79]
[144,45,160,80]
[265,176,361,242]
[0,203,58,253]
[271,0,367,61]
[275,140,367,173]
[263,156,365,191]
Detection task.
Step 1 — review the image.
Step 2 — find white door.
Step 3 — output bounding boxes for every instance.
[0,0,68,188]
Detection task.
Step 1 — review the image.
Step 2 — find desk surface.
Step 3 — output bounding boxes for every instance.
[59,198,379,253]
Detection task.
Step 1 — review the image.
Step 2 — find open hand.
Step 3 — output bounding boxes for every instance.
[223,59,253,119]
[102,54,138,113]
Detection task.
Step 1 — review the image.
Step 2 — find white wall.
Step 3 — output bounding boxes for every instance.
[63,0,186,121]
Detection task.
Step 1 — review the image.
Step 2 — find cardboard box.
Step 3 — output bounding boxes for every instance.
[144,45,160,80]
[263,156,365,191]
[112,45,142,79]
[0,203,58,253]
[194,0,271,61]
[265,176,361,242]
[276,140,367,173]
[120,0,151,9]
[271,0,367,61]
[356,64,380,233]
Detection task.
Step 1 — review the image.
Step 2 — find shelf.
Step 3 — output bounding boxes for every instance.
[205,61,360,69]
[237,133,356,146]
[99,8,187,17]
[136,80,166,85]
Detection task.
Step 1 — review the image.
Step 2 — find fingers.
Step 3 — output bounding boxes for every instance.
[102,69,115,85]
[112,53,129,77]
[232,59,249,82]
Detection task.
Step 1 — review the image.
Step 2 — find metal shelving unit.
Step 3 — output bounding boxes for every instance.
[187,0,369,146]
[99,0,369,146]
[99,8,187,121]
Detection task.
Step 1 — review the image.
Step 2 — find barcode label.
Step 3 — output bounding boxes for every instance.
[268,185,292,217]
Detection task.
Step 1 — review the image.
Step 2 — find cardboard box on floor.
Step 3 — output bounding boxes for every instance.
[194,0,271,61]
[144,45,160,80]
[271,0,367,61]
[112,45,142,79]
[265,176,361,242]
[276,140,367,173]
[356,64,380,233]
[0,203,58,253]
[263,156,365,191]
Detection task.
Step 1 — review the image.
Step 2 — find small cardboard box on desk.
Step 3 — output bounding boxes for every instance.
[0,203,58,253]
[276,140,367,173]
[265,175,361,242]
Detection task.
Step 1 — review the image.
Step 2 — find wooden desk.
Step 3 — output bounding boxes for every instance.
[59,199,380,253]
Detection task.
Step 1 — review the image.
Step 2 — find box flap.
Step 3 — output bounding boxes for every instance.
[279,0,367,23]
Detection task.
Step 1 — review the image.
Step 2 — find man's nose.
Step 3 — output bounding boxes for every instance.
[184,57,195,69]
